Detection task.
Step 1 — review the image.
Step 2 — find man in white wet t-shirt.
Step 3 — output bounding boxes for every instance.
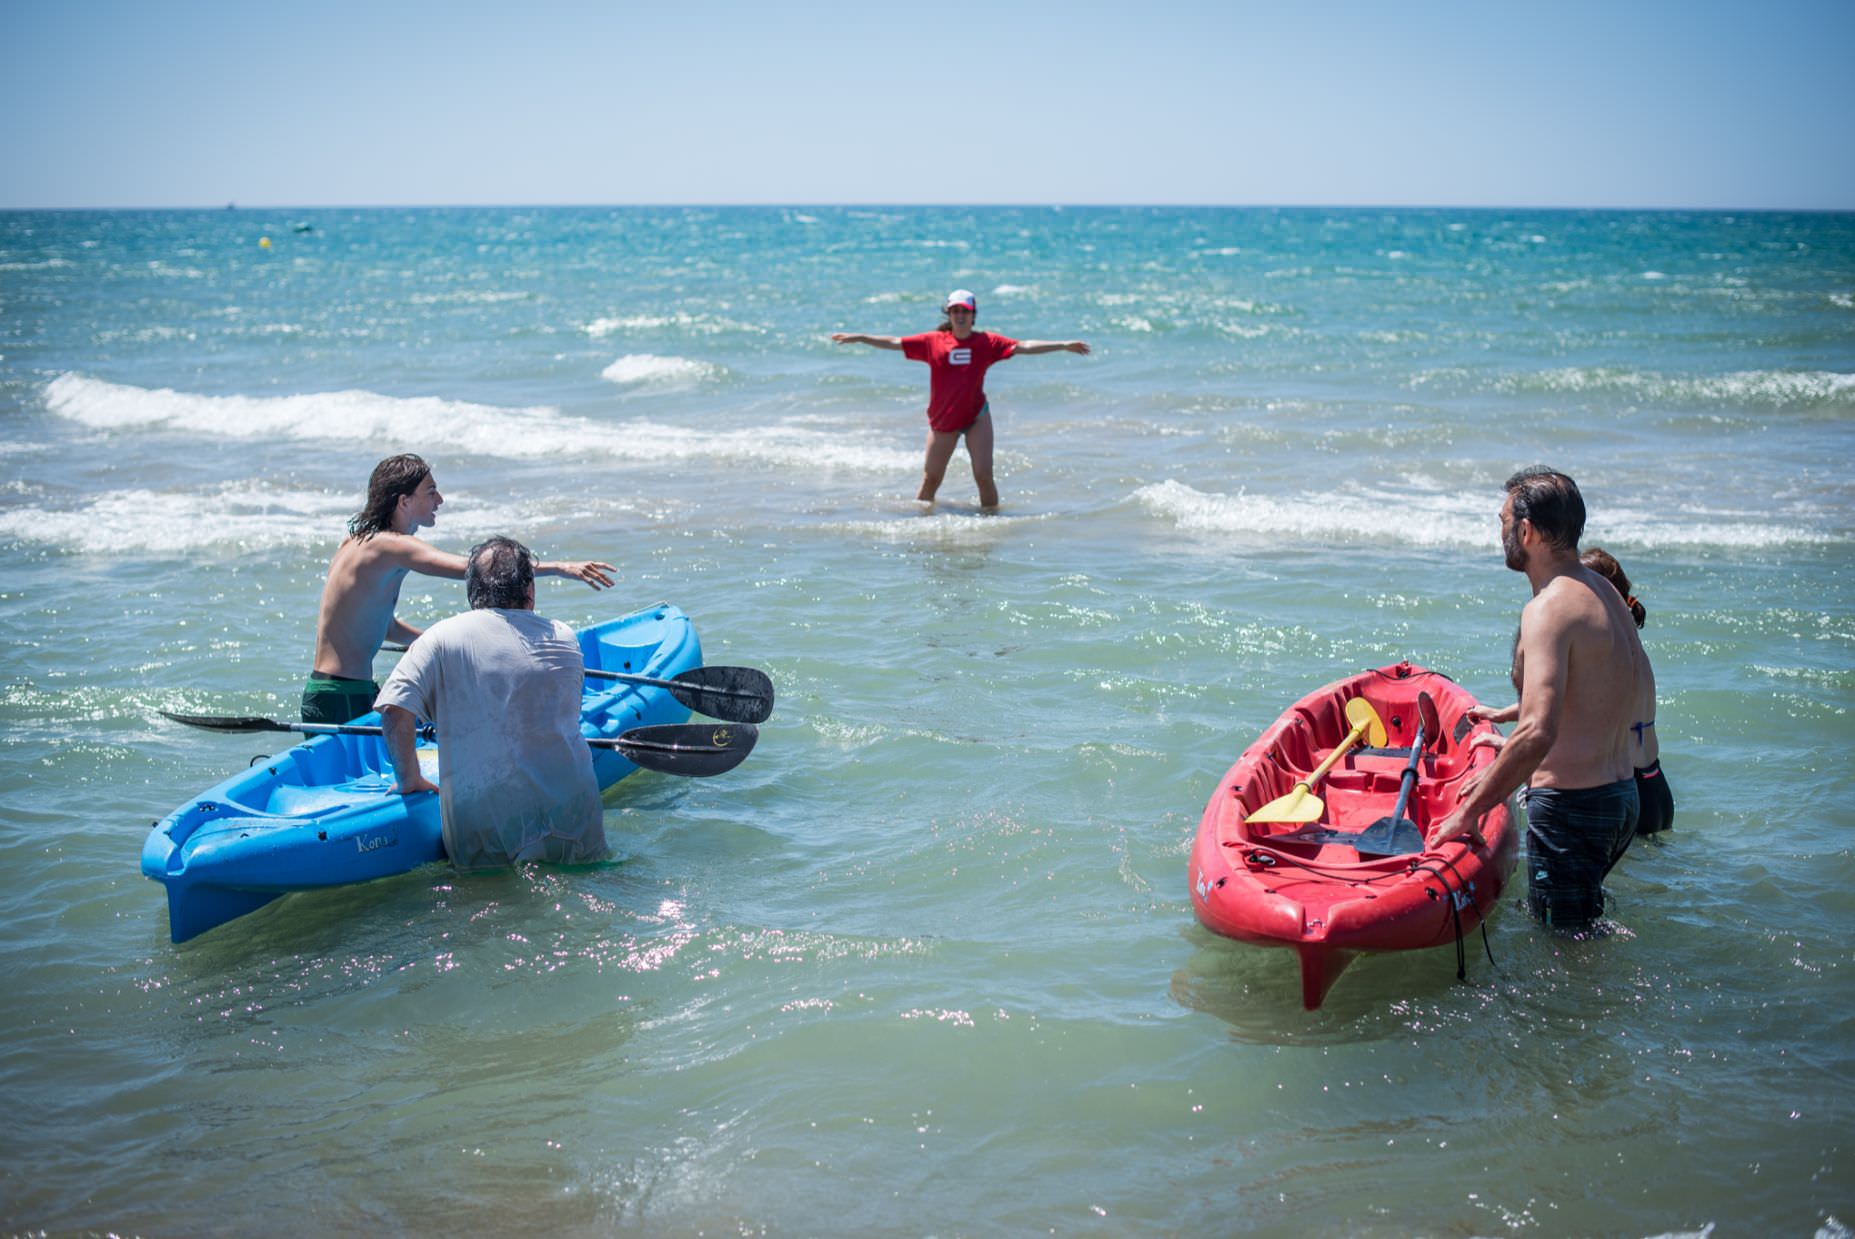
[376,535,606,870]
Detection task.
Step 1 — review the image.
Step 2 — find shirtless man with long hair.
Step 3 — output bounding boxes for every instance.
[303,454,614,722]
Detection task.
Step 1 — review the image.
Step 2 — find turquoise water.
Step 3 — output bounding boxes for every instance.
[2,206,1852,1235]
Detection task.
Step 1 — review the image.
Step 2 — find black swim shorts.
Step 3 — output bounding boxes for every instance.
[1634,759,1675,836]
[1522,777,1639,932]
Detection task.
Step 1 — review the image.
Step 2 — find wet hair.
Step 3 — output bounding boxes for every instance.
[1581,546,1646,628]
[1503,466,1585,553]
[465,535,535,610]
[349,454,431,540]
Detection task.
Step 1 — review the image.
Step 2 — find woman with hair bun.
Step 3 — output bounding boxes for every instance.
[1579,548,1673,835]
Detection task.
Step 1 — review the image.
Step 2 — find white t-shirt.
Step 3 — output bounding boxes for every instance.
[376,607,605,870]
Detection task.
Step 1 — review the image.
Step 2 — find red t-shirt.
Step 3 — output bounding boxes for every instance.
[901,329,1018,432]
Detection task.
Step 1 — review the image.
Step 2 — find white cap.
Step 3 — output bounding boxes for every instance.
[943,289,977,312]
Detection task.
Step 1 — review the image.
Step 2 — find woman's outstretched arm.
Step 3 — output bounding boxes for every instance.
[831,333,905,350]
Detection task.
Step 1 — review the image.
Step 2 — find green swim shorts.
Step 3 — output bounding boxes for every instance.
[301,673,380,725]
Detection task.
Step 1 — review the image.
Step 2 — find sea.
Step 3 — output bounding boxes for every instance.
[1,206,1851,1237]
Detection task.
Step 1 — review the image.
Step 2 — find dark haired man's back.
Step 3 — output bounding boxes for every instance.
[1430,472,1649,931]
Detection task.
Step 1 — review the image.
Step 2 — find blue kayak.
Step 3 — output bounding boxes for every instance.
[142,604,701,943]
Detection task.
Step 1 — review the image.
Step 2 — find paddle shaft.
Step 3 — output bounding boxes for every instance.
[386,643,754,698]
[1384,691,1439,826]
[1388,720,1426,822]
[159,711,752,777]
[1290,715,1371,793]
[384,645,773,723]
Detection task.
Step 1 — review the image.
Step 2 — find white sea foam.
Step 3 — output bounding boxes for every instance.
[0,482,587,557]
[0,485,353,556]
[584,313,762,338]
[1133,480,1489,548]
[95,324,198,344]
[1132,480,1834,551]
[1411,366,1855,408]
[40,373,913,474]
[1214,321,1273,339]
[991,284,1031,296]
[826,509,1047,546]
[600,353,724,387]
[409,289,530,305]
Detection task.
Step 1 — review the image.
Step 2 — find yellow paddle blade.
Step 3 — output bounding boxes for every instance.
[1346,696,1388,748]
[1246,696,1387,824]
[1246,783,1325,824]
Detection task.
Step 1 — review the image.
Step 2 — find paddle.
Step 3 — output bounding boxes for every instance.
[157,711,755,778]
[583,665,774,724]
[1271,693,1437,853]
[1351,690,1439,855]
[1246,697,1387,824]
[158,710,426,739]
[587,722,758,777]
[382,645,775,724]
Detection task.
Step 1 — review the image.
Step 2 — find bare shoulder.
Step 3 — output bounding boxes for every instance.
[1519,578,1575,634]
[359,531,421,563]
[1533,571,1610,623]
[358,531,465,575]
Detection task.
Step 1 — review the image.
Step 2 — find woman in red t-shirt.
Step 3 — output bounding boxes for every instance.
[832,289,1089,510]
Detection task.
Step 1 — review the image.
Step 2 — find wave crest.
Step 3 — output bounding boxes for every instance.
[1132,480,1834,551]
[600,354,724,386]
[1412,366,1855,408]
[41,373,913,474]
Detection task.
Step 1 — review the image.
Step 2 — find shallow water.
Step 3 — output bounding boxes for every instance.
[2,206,1852,1235]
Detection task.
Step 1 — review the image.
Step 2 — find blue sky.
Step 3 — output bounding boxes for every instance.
[4,0,1851,209]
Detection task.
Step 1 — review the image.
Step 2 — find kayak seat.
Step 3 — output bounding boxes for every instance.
[587,637,660,674]
[1324,769,1404,795]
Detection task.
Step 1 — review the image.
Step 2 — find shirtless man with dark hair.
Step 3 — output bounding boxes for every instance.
[1428,466,1650,932]
[302,454,615,723]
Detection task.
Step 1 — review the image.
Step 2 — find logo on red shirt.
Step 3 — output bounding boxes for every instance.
[949,348,972,365]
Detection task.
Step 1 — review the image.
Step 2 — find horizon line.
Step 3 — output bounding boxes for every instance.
[4,201,1854,216]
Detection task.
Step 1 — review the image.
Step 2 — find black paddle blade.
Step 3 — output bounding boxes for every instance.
[159,709,293,734]
[1277,818,1425,857]
[669,666,775,724]
[1417,691,1441,751]
[1356,816,1427,856]
[589,722,758,777]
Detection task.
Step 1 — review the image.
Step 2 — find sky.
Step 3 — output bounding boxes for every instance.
[2,0,1851,210]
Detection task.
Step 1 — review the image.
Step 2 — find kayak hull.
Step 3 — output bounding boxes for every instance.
[1188,662,1520,1009]
[142,604,702,943]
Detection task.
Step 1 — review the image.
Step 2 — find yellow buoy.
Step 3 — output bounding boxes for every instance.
[259,236,272,249]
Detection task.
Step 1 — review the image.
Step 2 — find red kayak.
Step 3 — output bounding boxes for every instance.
[1188,663,1520,1009]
